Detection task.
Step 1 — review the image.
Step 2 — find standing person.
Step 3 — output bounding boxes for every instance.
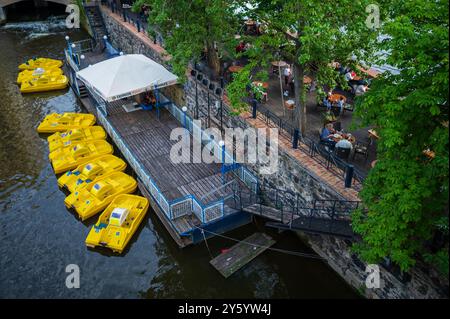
[337,96,345,115]
[283,66,291,86]
[323,95,332,111]
[344,70,354,82]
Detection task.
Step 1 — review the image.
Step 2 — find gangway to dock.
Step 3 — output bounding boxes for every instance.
[239,183,361,239]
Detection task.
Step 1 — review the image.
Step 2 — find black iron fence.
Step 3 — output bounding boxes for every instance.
[252,100,366,191]
[235,180,361,237]
[102,0,165,47]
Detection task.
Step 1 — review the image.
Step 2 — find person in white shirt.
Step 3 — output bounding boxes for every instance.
[344,71,354,81]
[283,66,291,86]
[355,84,368,96]
[336,97,345,114]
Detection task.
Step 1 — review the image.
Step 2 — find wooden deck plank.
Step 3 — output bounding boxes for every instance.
[210,233,276,278]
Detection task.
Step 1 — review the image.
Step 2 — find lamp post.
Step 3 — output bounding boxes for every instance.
[71,43,77,65]
[80,54,85,69]
[65,35,72,56]
[219,77,224,132]
[219,140,225,184]
[182,106,188,129]
[101,35,108,52]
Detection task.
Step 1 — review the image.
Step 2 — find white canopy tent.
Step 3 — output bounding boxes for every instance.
[76,54,178,102]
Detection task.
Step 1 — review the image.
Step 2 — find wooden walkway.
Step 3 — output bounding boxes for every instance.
[79,96,240,242]
[210,232,275,278]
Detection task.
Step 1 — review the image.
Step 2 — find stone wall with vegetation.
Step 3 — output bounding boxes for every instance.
[99,5,448,299]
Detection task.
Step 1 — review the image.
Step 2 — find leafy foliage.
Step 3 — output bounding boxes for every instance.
[132,0,242,80]
[225,0,380,134]
[352,0,449,273]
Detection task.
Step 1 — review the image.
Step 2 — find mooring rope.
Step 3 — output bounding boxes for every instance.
[201,228,214,259]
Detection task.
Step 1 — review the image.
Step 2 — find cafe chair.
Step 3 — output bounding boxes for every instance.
[352,141,370,162]
[335,147,351,160]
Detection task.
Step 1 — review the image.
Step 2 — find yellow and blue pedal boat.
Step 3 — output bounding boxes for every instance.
[18,57,63,70]
[64,172,138,221]
[85,194,149,253]
[47,126,106,152]
[50,140,114,174]
[57,155,126,193]
[17,67,63,85]
[20,74,68,93]
[37,112,96,134]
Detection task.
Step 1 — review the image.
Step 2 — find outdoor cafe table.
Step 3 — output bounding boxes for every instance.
[271,60,288,68]
[303,75,312,84]
[229,65,243,73]
[285,99,295,110]
[331,133,356,144]
[252,81,269,89]
[329,93,346,103]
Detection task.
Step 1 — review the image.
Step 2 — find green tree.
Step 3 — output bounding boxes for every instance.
[226,0,380,135]
[352,0,449,274]
[132,0,242,79]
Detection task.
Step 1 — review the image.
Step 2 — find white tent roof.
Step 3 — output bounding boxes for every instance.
[76,54,178,102]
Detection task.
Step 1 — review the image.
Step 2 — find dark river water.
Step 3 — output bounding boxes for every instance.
[0,16,358,299]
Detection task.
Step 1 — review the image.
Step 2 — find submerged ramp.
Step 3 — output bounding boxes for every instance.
[210,233,275,278]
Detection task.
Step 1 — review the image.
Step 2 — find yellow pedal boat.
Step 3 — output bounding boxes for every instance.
[18,58,63,70]
[17,67,63,85]
[47,126,107,152]
[20,74,68,93]
[57,155,126,193]
[37,112,96,133]
[64,172,138,221]
[85,194,149,253]
[50,140,114,174]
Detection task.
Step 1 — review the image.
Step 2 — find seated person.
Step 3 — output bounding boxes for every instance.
[355,84,369,96]
[235,41,246,53]
[144,91,156,107]
[344,71,354,82]
[320,123,337,148]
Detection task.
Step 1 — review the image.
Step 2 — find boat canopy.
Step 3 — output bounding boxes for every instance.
[76,54,178,102]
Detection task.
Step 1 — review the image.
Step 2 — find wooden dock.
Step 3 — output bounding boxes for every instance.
[210,232,276,278]
[77,93,248,245]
